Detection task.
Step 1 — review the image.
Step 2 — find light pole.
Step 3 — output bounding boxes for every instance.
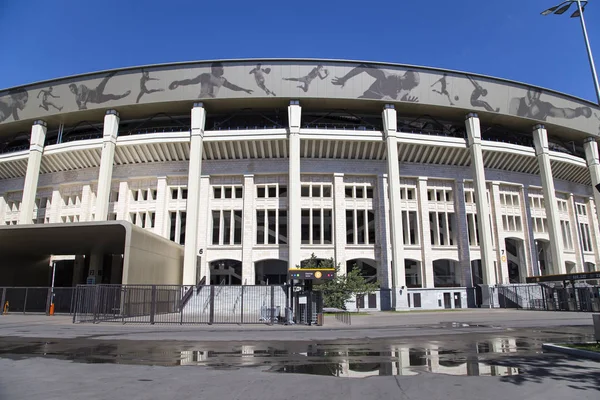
[542,0,600,104]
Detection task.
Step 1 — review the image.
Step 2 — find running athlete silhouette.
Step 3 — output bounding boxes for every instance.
[331,64,420,102]
[509,87,592,121]
[0,88,28,122]
[467,76,499,112]
[431,74,453,105]
[37,87,63,111]
[168,62,253,98]
[283,65,329,92]
[136,70,164,103]
[69,72,131,110]
[249,64,276,96]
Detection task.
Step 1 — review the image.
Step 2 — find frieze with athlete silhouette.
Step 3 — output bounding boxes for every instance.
[0,61,597,136]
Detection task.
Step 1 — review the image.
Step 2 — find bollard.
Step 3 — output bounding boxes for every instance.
[49,303,55,316]
[3,301,8,315]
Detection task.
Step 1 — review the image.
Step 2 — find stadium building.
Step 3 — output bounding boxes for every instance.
[1,59,600,310]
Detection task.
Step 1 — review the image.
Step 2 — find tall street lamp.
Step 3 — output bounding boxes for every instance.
[542,1,600,104]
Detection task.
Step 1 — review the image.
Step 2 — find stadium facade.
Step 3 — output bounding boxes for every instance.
[1,59,600,310]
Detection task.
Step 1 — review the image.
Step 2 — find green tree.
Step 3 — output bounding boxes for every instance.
[299,254,379,311]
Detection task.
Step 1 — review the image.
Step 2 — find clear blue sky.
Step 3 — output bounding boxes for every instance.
[1,0,599,102]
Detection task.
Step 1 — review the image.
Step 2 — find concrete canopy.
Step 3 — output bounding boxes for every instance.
[0,221,184,286]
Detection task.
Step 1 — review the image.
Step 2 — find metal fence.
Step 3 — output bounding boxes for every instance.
[72,284,305,325]
[497,284,600,312]
[0,287,76,315]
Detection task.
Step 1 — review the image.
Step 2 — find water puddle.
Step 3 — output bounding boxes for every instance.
[0,332,592,378]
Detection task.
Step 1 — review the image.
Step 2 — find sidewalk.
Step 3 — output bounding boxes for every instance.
[0,309,594,342]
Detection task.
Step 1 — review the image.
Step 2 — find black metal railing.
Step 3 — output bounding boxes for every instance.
[0,287,76,315]
[72,284,306,325]
[497,284,600,312]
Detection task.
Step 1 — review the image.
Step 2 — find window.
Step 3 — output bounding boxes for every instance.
[213,185,242,199]
[532,217,548,233]
[110,190,119,203]
[429,211,456,246]
[212,210,242,245]
[557,199,568,213]
[301,208,333,244]
[345,185,374,199]
[502,215,522,232]
[256,184,286,198]
[171,187,188,201]
[466,213,480,246]
[302,184,332,198]
[345,209,375,245]
[256,209,288,244]
[561,220,573,250]
[402,211,419,245]
[168,211,187,244]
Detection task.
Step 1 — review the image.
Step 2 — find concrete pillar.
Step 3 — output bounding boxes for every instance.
[116,181,129,221]
[376,174,392,293]
[532,125,565,275]
[110,255,123,284]
[584,137,600,223]
[197,175,211,282]
[80,184,92,221]
[49,189,62,223]
[155,176,168,237]
[0,194,6,224]
[88,252,104,284]
[242,174,255,284]
[417,177,434,288]
[454,180,472,288]
[182,103,206,285]
[382,104,407,309]
[490,182,507,283]
[95,110,120,221]
[465,113,496,285]
[19,120,47,224]
[523,186,540,276]
[72,255,86,286]
[333,173,347,271]
[569,193,586,272]
[288,101,302,270]
[586,197,600,268]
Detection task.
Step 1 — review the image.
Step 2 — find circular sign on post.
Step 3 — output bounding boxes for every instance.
[315,271,322,279]
[501,256,507,263]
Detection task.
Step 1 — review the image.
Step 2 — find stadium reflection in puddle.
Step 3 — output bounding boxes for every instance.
[0,336,571,377]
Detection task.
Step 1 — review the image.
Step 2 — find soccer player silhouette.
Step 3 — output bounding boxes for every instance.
[467,76,499,112]
[249,64,276,96]
[69,72,131,110]
[331,64,420,102]
[168,62,253,98]
[136,70,164,103]
[0,88,28,122]
[283,65,329,92]
[37,87,63,111]
[431,74,454,105]
[509,87,592,121]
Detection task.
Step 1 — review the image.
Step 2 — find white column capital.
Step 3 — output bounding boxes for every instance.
[382,105,397,138]
[288,100,301,134]
[30,121,47,153]
[465,113,481,146]
[583,137,600,167]
[191,103,206,138]
[532,125,549,156]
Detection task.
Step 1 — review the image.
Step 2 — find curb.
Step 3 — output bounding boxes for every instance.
[542,343,600,361]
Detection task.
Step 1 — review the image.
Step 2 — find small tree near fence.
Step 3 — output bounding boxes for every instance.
[299,254,379,311]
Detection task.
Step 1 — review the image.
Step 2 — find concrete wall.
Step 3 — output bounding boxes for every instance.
[122,223,184,285]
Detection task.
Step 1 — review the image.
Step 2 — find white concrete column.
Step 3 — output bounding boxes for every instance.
[95,110,120,221]
[19,120,47,224]
[584,137,600,223]
[569,193,586,271]
[382,104,407,309]
[532,125,565,275]
[80,184,92,222]
[197,175,211,282]
[0,194,6,224]
[376,174,392,291]
[116,181,129,220]
[522,186,540,276]
[155,176,168,237]
[465,113,496,285]
[454,180,473,288]
[333,173,347,271]
[49,189,62,223]
[417,177,434,288]
[288,101,302,270]
[182,103,206,285]
[242,174,255,284]
[490,182,507,283]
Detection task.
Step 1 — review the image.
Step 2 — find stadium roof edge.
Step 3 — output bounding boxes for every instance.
[1,57,597,107]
